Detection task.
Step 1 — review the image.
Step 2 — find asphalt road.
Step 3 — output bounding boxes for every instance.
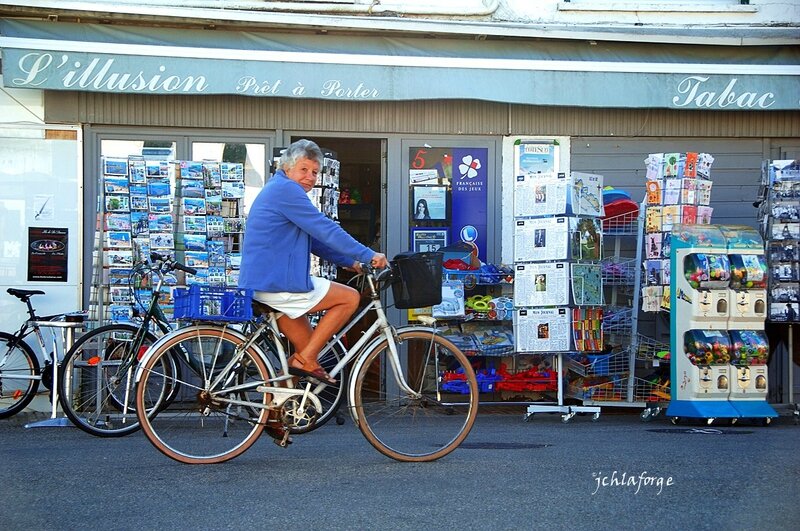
[1,409,798,530]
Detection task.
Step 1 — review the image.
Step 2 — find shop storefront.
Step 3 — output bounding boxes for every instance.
[1,17,798,407]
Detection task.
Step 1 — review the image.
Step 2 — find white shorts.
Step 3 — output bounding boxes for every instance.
[253,277,331,319]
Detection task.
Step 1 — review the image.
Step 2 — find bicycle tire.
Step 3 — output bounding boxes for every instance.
[136,326,273,464]
[351,328,478,462]
[59,323,173,437]
[0,331,40,419]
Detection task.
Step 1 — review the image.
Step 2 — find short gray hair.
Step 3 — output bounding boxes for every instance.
[279,139,323,171]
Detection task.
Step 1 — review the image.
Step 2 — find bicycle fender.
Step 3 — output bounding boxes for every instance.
[346,325,442,426]
[134,324,275,383]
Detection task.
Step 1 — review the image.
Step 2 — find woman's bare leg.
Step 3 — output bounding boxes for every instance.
[278,282,359,369]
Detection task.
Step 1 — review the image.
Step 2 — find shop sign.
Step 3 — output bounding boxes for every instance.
[2,49,799,110]
[671,76,776,109]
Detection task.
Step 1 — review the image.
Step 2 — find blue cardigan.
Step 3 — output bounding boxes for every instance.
[238,170,375,293]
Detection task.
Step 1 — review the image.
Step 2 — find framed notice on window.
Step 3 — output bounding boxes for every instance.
[411,228,448,253]
[28,227,68,282]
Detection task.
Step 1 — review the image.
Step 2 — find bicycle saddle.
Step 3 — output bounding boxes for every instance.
[251,300,278,316]
[7,288,45,300]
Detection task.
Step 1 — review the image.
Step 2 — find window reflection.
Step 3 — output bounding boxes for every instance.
[192,142,266,214]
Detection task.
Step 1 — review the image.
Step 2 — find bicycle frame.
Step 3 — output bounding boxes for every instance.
[110,263,185,379]
[248,273,422,420]
[135,271,425,427]
[0,321,51,384]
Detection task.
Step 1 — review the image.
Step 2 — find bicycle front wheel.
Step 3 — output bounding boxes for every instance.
[136,326,272,464]
[0,331,40,419]
[352,328,478,462]
[59,324,170,437]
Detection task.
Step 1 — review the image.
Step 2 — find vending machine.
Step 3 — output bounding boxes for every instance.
[720,225,777,423]
[666,224,739,422]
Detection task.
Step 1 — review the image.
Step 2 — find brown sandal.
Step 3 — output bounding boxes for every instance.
[287,355,337,385]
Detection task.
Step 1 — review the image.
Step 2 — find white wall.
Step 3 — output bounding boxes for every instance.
[0,78,82,337]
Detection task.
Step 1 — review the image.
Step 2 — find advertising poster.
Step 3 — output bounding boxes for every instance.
[411,186,447,220]
[27,227,68,282]
[451,148,488,262]
[408,146,488,261]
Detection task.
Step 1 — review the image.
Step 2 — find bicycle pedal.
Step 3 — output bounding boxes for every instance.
[274,431,292,448]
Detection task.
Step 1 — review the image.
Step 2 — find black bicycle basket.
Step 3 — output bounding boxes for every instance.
[390,251,443,309]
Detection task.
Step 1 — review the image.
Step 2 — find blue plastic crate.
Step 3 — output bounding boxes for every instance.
[173,284,253,322]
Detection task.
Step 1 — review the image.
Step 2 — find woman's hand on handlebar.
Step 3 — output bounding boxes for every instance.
[348,253,387,275]
[370,253,388,269]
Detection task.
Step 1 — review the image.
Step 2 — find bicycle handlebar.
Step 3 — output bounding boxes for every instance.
[149,252,198,276]
[356,263,394,286]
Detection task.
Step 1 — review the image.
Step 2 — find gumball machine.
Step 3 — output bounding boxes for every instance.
[682,252,731,324]
[667,224,739,422]
[720,225,777,422]
[682,330,732,400]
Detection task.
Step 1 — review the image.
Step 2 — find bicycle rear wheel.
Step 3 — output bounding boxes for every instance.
[136,326,272,464]
[0,331,40,419]
[352,328,478,462]
[59,323,171,437]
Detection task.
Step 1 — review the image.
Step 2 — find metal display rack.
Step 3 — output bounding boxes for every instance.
[565,204,673,417]
[756,159,800,422]
[511,167,605,422]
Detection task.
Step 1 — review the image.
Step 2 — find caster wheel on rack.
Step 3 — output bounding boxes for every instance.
[591,412,601,422]
[336,414,345,426]
[640,409,652,422]
[670,417,680,425]
[730,418,738,426]
[561,413,574,424]
[524,414,534,422]
[706,418,716,426]
[761,417,772,427]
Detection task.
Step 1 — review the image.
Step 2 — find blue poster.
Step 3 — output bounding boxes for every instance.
[451,148,488,262]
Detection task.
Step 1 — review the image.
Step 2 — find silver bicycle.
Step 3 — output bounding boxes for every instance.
[134,265,479,464]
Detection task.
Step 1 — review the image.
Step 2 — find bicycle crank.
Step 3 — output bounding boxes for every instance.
[280,396,319,430]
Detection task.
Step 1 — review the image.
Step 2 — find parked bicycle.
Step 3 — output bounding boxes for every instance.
[0,289,85,419]
[134,256,479,464]
[58,253,195,437]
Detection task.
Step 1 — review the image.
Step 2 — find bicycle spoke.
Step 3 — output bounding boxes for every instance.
[353,329,478,462]
[136,327,272,464]
[59,324,166,437]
